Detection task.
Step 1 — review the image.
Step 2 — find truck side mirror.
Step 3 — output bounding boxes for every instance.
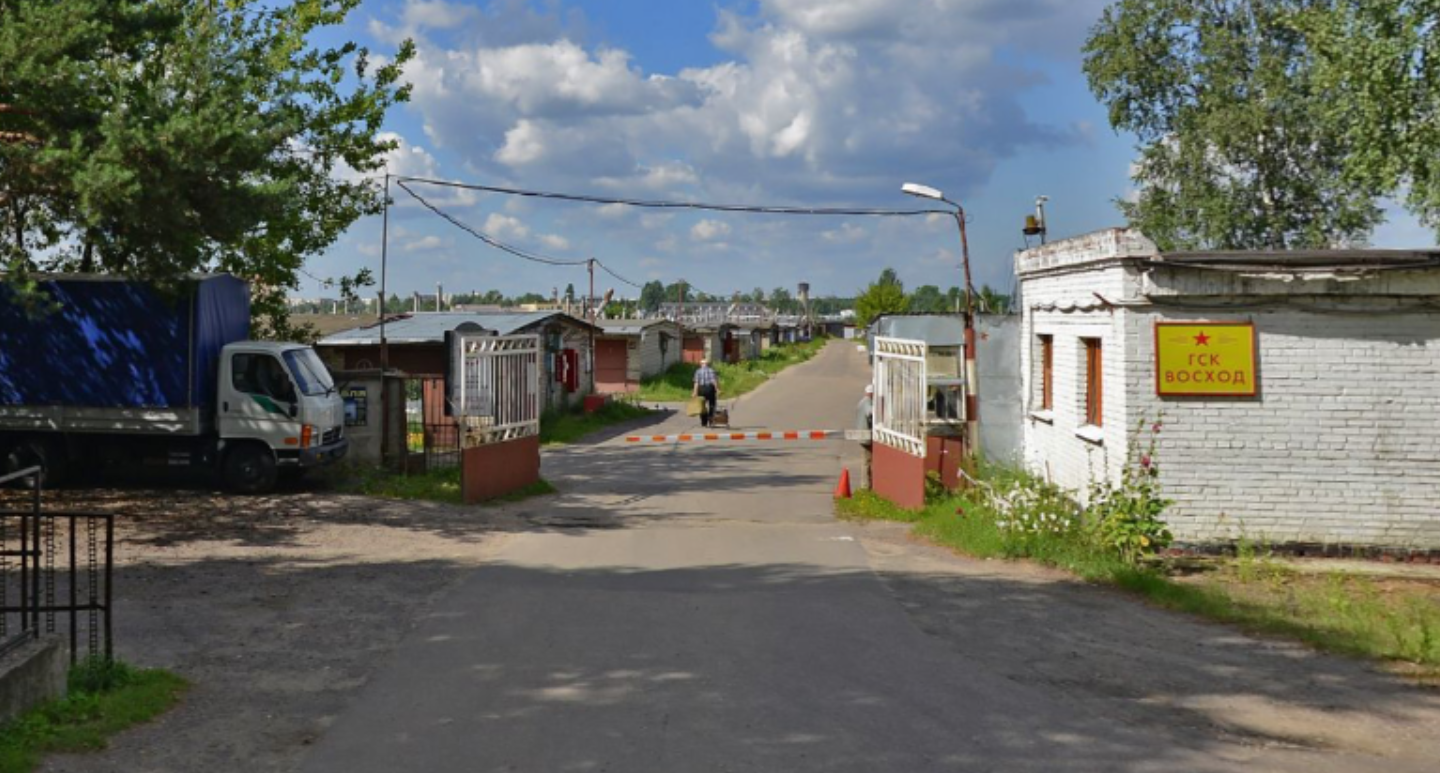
[289,402,299,418]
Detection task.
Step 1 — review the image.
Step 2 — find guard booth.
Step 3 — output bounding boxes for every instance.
[450,333,543,504]
[870,336,966,509]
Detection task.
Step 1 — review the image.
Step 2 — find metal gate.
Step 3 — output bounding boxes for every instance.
[1,466,115,663]
[403,376,460,470]
[873,336,928,457]
[451,334,542,445]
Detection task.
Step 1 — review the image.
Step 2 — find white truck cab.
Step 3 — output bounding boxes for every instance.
[216,342,348,492]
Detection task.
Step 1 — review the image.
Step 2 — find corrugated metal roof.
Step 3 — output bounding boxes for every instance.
[597,319,678,336]
[1156,250,1440,272]
[318,310,601,346]
[317,313,497,346]
[873,314,965,347]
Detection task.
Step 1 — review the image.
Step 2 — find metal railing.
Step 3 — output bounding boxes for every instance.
[0,466,115,663]
[873,336,929,458]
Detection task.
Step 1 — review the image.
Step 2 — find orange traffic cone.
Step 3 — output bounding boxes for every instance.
[834,468,852,499]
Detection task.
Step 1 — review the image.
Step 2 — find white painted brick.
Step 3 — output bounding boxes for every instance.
[1019,243,1440,549]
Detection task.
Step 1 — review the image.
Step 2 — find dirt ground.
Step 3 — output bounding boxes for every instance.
[2,478,541,773]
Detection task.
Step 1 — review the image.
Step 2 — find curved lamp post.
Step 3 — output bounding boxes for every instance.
[902,182,978,461]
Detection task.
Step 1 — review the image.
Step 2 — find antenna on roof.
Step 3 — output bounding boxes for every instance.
[1023,195,1049,248]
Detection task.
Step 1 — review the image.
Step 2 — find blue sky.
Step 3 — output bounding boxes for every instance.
[305,0,1431,302]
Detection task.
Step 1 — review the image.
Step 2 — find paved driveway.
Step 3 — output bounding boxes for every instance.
[296,341,1440,773]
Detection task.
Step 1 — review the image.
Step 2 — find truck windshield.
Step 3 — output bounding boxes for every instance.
[282,348,336,397]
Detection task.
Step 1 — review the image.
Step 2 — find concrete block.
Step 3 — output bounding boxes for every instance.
[0,635,67,724]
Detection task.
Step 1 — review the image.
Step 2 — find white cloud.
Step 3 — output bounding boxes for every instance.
[822,222,867,244]
[691,220,732,241]
[403,235,449,253]
[538,234,571,251]
[594,162,700,192]
[483,213,530,240]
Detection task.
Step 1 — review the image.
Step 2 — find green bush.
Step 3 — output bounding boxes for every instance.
[1084,417,1174,563]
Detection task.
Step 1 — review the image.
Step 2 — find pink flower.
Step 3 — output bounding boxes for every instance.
[1140,455,1152,469]
[1152,422,1162,433]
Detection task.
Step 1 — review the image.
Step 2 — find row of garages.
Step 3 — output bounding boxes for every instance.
[314,312,807,401]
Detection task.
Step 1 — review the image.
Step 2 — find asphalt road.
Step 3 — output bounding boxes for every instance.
[299,341,1440,773]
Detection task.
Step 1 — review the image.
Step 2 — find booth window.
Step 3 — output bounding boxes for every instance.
[1083,338,1103,427]
[1038,335,1053,411]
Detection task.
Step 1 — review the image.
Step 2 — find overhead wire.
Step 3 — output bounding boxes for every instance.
[393,175,951,218]
[396,179,591,267]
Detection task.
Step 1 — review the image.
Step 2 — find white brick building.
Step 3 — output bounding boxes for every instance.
[1017,228,1440,549]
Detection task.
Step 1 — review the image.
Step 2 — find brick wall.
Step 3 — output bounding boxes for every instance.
[1128,308,1440,547]
[1018,238,1440,549]
[1020,261,1134,496]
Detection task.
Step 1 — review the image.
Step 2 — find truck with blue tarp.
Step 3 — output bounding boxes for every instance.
[0,274,347,492]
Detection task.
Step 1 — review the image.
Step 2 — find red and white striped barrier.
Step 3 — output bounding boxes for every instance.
[623,430,869,443]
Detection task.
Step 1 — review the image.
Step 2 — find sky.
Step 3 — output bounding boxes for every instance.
[302,0,1432,303]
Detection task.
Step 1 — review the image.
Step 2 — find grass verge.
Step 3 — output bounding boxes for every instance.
[635,338,829,403]
[838,487,1440,678]
[540,401,653,445]
[336,466,557,506]
[0,659,187,773]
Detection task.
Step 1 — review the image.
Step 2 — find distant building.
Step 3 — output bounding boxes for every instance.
[658,301,773,324]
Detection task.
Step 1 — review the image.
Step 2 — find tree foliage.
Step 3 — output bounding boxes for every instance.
[0,0,413,337]
[908,284,947,313]
[1300,0,1440,232]
[1084,0,1383,250]
[855,267,908,327]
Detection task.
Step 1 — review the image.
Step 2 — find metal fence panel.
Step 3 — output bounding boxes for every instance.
[454,334,542,445]
[873,336,928,457]
[1,466,115,664]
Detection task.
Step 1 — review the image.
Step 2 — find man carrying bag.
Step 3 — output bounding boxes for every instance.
[692,359,721,427]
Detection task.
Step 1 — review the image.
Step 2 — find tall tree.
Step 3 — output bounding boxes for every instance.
[855,267,908,327]
[638,280,665,312]
[909,284,946,313]
[0,0,413,337]
[1084,0,1382,250]
[1302,1,1440,234]
[975,284,1011,314]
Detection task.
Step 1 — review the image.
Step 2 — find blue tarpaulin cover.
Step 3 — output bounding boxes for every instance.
[0,275,250,409]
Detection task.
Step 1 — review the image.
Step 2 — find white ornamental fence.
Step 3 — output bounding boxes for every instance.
[450,333,542,445]
[873,336,928,457]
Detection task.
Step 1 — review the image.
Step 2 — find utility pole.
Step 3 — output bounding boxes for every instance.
[588,258,596,393]
[379,172,391,468]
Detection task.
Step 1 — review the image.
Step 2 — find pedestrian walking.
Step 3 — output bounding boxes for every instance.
[693,359,720,427]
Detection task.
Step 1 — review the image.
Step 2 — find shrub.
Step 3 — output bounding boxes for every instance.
[1084,417,1174,564]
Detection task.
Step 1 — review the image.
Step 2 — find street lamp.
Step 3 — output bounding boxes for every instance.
[902,181,979,462]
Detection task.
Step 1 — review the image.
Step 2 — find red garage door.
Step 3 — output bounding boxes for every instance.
[682,336,705,364]
[595,339,632,393]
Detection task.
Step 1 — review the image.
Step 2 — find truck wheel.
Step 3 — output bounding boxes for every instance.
[223,444,277,494]
[4,438,66,489]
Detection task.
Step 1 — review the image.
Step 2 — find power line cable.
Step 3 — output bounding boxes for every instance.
[396,180,592,267]
[394,175,951,218]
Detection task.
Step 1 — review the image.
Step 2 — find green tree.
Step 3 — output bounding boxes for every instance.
[1302,2,1440,233]
[855,267,908,327]
[0,0,413,338]
[638,281,665,312]
[1084,0,1381,250]
[769,286,794,314]
[909,284,946,313]
[975,284,1011,314]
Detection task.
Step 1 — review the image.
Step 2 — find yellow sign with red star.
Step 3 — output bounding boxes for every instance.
[1155,322,1257,396]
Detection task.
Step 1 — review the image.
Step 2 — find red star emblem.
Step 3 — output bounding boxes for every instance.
[1193,331,1211,346]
